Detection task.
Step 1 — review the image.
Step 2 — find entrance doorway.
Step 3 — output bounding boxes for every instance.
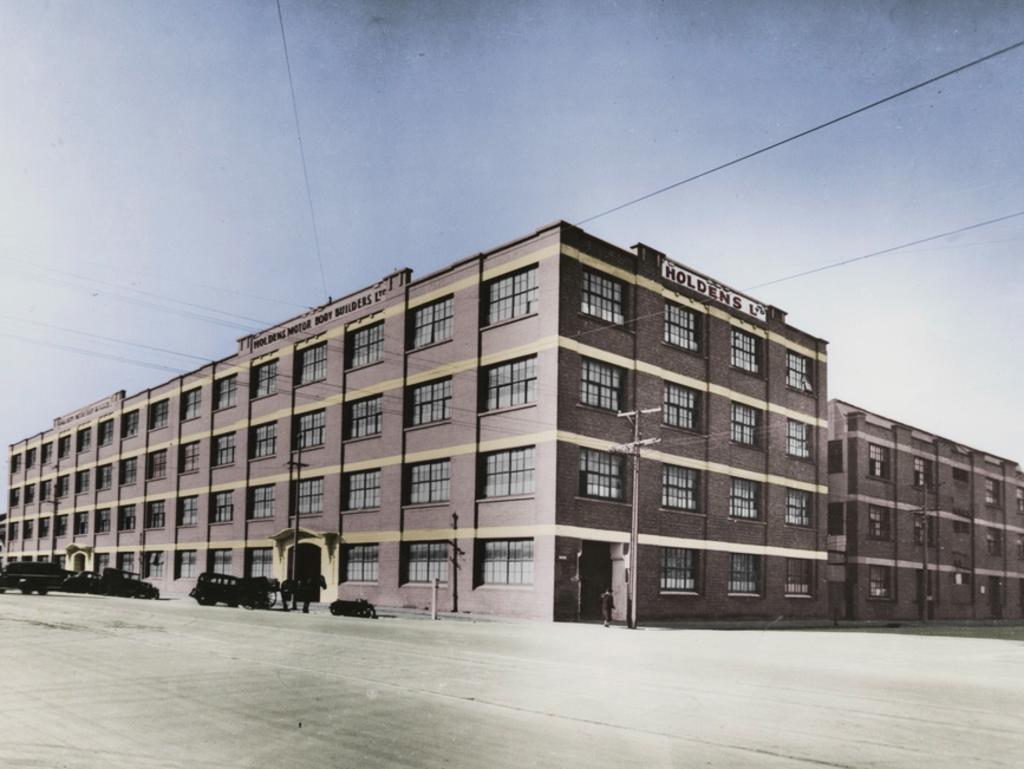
[989,576,1003,619]
[71,552,86,572]
[287,543,323,601]
[579,541,612,620]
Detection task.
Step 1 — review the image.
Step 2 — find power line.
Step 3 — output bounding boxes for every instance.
[575,39,1024,226]
[0,333,189,374]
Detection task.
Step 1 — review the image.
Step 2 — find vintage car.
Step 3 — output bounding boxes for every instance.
[60,570,104,594]
[0,561,68,595]
[100,568,159,599]
[328,598,378,618]
[189,572,279,610]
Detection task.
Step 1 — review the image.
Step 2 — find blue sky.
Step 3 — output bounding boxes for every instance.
[1,0,1022,499]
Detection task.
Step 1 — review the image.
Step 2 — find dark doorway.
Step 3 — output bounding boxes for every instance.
[71,552,86,572]
[579,541,612,620]
[287,543,323,601]
[916,569,935,620]
[989,576,1003,619]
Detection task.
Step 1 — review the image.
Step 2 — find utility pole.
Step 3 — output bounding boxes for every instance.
[612,407,660,630]
[449,512,461,613]
[286,448,308,584]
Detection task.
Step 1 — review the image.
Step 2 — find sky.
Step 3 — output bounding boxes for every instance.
[1,0,1022,503]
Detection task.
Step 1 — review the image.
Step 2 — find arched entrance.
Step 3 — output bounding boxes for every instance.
[288,543,322,601]
[70,552,87,572]
[65,544,93,573]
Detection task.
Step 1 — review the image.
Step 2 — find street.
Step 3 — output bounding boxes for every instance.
[0,593,1021,768]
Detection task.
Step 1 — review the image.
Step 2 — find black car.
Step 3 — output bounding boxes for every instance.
[60,570,104,594]
[100,568,160,599]
[329,598,378,618]
[0,561,68,595]
[190,572,279,609]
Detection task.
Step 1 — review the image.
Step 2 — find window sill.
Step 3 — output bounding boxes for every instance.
[659,506,703,516]
[181,416,201,425]
[177,524,198,529]
[144,526,166,532]
[729,440,763,451]
[342,580,378,586]
[661,340,702,358]
[210,520,235,526]
[728,517,765,525]
[484,311,538,331]
[474,583,534,591]
[727,592,762,598]
[343,433,381,445]
[728,365,765,380]
[179,469,200,476]
[477,494,535,504]
[402,581,449,588]
[785,593,814,599]
[403,502,450,511]
[345,359,384,374]
[212,462,236,470]
[407,337,453,355]
[294,442,326,452]
[295,377,328,389]
[480,402,536,417]
[785,454,814,463]
[249,454,277,463]
[577,312,631,333]
[250,392,279,403]
[575,402,623,416]
[341,507,380,515]
[148,425,169,433]
[785,385,815,397]
[573,495,629,507]
[659,590,699,596]
[405,419,452,433]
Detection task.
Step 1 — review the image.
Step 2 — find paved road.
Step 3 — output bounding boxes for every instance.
[0,593,1021,769]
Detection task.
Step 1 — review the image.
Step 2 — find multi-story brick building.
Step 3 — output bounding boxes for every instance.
[827,399,1024,621]
[4,221,830,622]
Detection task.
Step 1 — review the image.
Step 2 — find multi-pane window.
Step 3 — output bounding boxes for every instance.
[176,550,197,579]
[347,323,384,368]
[118,552,136,573]
[211,491,234,523]
[76,427,91,454]
[148,399,169,430]
[663,383,699,431]
[95,508,111,533]
[952,466,970,483]
[178,496,199,527]
[56,474,70,497]
[344,544,379,582]
[41,442,53,464]
[663,302,700,351]
[55,515,68,536]
[24,484,35,503]
[121,411,139,438]
[411,297,453,348]
[785,351,813,392]
[346,470,381,510]
[248,485,275,519]
[40,479,52,500]
[346,395,383,438]
[580,270,624,324]
[868,505,891,540]
[210,549,232,574]
[730,403,759,446]
[297,342,328,384]
[729,478,761,519]
[92,552,108,572]
[25,448,36,468]
[179,442,200,473]
[38,517,50,538]
[145,501,166,529]
[73,511,89,536]
[8,522,18,541]
[408,461,450,504]
[181,388,202,420]
[868,565,892,599]
[405,542,448,583]
[986,529,1003,555]
[785,488,811,527]
[251,360,278,398]
[660,548,698,591]
[487,267,537,324]
[75,469,90,494]
[11,454,21,473]
[1017,488,1024,513]
[785,559,813,595]
[985,478,1001,506]
[483,447,535,497]
[9,488,20,507]
[913,457,934,488]
[579,448,623,499]
[580,358,622,411]
[214,375,237,409]
[295,478,324,515]
[661,465,699,511]
[118,505,136,531]
[786,420,811,458]
[410,379,452,426]
[295,410,326,449]
[58,435,71,458]
[96,464,112,490]
[914,516,936,546]
[144,551,164,579]
[247,548,273,578]
[213,433,236,466]
[23,520,33,540]
[730,329,760,373]
[146,449,167,480]
[480,539,533,585]
[97,420,114,446]
[250,423,277,459]
[728,553,760,593]
[484,356,536,410]
[868,444,890,479]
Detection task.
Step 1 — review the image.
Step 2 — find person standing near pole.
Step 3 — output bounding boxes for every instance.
[601,587,614,627]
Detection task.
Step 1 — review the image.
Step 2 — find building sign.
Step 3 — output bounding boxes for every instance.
[660,258,767,322]
[54,391,125,429]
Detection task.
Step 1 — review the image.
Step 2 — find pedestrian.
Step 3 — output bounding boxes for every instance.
[299,574,327,614]
[600,588,614,627]
[280,578,294,612]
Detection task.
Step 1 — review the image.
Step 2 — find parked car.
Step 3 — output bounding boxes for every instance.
[100,568,159,599]
[329,598,378,618]
[0,561,68,595]
[189,572,279,609]
[60,570,104,594]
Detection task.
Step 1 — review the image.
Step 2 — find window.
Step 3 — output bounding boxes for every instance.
[579,448,623,500]
[98,419,114,446]
[786,420,811,459]
[75,469,90,494]
[868,444,890,479]
[580,358,622,411]
[480,539,533,585]
[246,548,273,578]
[211,491,234,523]
[121,411,140,439]
[868,565,892,599]
[343,544,379,582]
[484,356,536,410]
[728,553,760,593]
[580,270,624,324]
[56,474,70,497]
[295,478,324,514]
[952,466,969,483]
[986,529,1003,555]
[661,465,698,511]
[785,489,811,527]
[785,351,813,392]
[913,457,934,488]
[148,399,169,430]
[76,427,92,453]
[346,395,382,439]
[176,551,197,579]
[177,389,200,422]
[24,484,35,503]
[729,478,761,519]
[214,375,237,409]
[7,522,17,541]
[58,435,71,459]
[411,296,453,348]
[408,461,450,504]
[405,541,448,583]
[483,447,535,497]
[295,410,326,449]
[248,485,275,519]
[663,383,699,431]
[144,551,164,579]
[25,448,36,468]
[952,518,971,535]
[250,423,277,459]
[486,267,537,324]
[38,517,50,538]
[118,505,135,531]
[347,323,384,368]
[297,342,328,384]
[96,464,112,490]
[213,433,236,466]
[251,360,278,398]
[730,329,760,374]
[117,552,136,573]
[985,478,1001,506]
[785,559,813,595]
[11,454,21,473]
[179,442,200,473]
[93,552,109,572]
[141,501,164,529]
[178,496,199,527]
[409,379,452,426]
[1017,488,1024,514]
[663,302,700,352]
[41,442,53,464]
[23,520,33,539]
[40,479,52,501]
[913,516,936,546]
[146,449,167,480]
[660,548,698,591]
[210,549,232,574]
[345,470,381,510]
[9,488,19,507]
[54,516,67,537]
[730,403,760,446]
[868,505,891,540]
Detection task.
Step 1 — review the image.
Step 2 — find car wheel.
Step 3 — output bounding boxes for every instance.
[329,603,343,616]
[37,589,49,596]
[20,588,31,595]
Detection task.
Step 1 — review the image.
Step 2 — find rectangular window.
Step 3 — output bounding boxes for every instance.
[25,448,36,468]
[58,435,71,459]
[118,552,136,574]
[660,548,698,591]
[913,516,936,546]
[181,388,202,420]
[347,322,384,368]
[579,448,623,500]
[785,559,813,595]
[868,565,892,599]
[483,447,535,497]
[410,379,452,426]
[408,461,450,504]
[484,356,536,410]
[343,544,379,582]
[580,270,624,324]
[24,484,35,503]
[8,522,18,541]
[251,360,278,398]
[56,474,70,497]
[729,478,761,519]
[11,454,21,473]
[295,478,324,514]
[730,329,760,374]
[75,469,90,494]
[9,488,20,507]
[179,442,200,473]
[405,541,448,583]
[38,517,50,538]
[144,551,164,579]
[728,553,760,593]
[480,538,534,585]
[22,520,33,540]
[663,302,700,352]
[214,375,237,409]
[486,266,537,324]
[247,548,273,578]
[96,464,112,490]
[178,496,199,527]
[213,433,236,466]
[663,383,699,431]
[580,358,622,411]
[55,514,68,536]
[1017,488,1024,514]
[148,399,169,430]
[868,505,891,540]
[952,466,969,483]
[785,488,811,527]
[785,351,813,392]
[144,501,165,529]
[295,410,326,449]
[250,423,277,459]
[730,403,760,447]
[868,444,890,479]
[346,395,383,439]
[40,479,52,501]
[92,552,108,572]
[411,296,453,348]
[827,440,843,473]
[913,457,934,488]
[786,420,811,459]
[297,341,328,384]
[117,505,135,531]
[97,420,114,446]
[345,470,381,510]
[41,442,53,464]
[211,491,234,523]
[985,478,1001,506]
[661,465,699,511]
[248,485,275,519]
[73,511,88,536]
[176,550,197,579]
[987,529,1003,555]
[210,549,232,574]
[952,518,971,535]
[76,427,92,453]
[146,449,167,480]
[121,411,139,438]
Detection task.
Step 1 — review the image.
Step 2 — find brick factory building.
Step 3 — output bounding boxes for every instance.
[827,400,1024,621]
[5,221,832,622]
